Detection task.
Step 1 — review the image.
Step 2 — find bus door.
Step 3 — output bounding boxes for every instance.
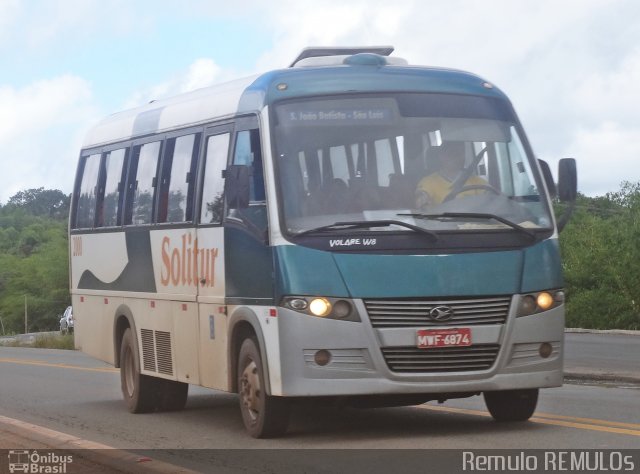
[223,121,272,308]
[196,125,232,389]
[197,117,272,390]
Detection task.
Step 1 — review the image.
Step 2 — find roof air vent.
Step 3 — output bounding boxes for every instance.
[343,53,388,66]
[290,46,394,67]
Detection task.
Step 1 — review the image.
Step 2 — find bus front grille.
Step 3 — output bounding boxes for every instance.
[364,296,511,328]
[381,344,500,373]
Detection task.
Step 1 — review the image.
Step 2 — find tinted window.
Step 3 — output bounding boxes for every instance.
[200,133,230,224]
[158,134,199,223]
[99,148,127,227]
[233,129,265,202]
[226,129,267,234]
[75,153,101,228]
[129,141,161,225]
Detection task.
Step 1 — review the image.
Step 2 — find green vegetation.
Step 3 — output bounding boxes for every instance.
[0,183,638,335]
[0,333,75,349]
[559,182,640,330]
[32,333,75,350]
[0,188,70,334]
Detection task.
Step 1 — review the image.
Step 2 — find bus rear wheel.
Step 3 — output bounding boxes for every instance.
[484,388,538,422]
[237,338,290,438]
[120,328,156,413]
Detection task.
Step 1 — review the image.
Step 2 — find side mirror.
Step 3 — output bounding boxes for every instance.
[558,158,577,202]
[224,165,250,210]
[538,159,557,200]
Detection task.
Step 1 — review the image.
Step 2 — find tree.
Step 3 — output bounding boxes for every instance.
[0,189,70,333]
[559,181,640,329]
[5,188,70,219]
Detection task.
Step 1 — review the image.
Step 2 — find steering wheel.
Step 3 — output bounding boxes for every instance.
[443,184,501,202]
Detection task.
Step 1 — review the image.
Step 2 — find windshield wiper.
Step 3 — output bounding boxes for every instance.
[399,212,537,241]
[294,220,438,242]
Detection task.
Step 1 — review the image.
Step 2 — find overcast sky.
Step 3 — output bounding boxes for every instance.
[1,0,638,204]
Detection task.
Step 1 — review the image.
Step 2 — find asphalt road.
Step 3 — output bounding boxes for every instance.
[0,345,638,450]
[564,331,640,380]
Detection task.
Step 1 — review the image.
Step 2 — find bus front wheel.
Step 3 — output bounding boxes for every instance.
[484,388,538,422]
[120,328,156,413]
[237,338,290,438]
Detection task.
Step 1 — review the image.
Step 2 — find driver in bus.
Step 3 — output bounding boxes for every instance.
[415,140,487,208]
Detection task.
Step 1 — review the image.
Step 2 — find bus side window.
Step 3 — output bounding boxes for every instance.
[127,141,161,225]
[232,129,265,202]
[226,129,267,233]
[200,133,231,224]
[74,153,101,229]
[97,148,127,227]
[158,133,200,223]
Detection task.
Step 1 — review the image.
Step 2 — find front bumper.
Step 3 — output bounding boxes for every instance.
[274,298,564,397]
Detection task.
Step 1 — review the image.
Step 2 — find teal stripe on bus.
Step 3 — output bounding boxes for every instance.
[274,240,563,299]
[274,245,350,298]
[331,250,523,298]
[520,238,564,292]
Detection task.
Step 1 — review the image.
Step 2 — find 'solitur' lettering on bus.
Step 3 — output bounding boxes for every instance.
[160,234,219,287]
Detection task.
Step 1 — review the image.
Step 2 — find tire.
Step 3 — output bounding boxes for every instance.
[484,389,539,422]
[156,379,189,411]
[120,328,157,413]
[237,338,290,438]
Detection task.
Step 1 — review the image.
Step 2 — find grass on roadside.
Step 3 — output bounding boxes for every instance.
[33,333,75,350]
[0,333,75,350]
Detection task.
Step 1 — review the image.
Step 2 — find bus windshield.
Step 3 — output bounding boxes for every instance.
[272,93,553,240]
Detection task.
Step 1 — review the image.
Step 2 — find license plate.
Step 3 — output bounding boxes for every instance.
[416,328,472,348]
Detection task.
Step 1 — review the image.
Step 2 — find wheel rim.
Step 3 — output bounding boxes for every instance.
[240,359,261,422]
[123,346,135,397]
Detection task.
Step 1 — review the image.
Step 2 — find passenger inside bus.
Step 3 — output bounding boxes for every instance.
[415,141,487,208]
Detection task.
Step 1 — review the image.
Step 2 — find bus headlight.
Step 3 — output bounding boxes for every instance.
[281,297,359,322]
[517,290,564,317]
[309,298,332,317]
[536,292,554,311]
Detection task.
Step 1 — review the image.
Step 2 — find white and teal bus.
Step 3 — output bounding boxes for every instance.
[70,47,577,438]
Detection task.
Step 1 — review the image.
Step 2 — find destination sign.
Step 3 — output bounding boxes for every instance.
[285,108,393,124]
[277,99,397,126]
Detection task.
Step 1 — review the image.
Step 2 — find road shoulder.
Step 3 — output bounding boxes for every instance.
[0,415,196,474]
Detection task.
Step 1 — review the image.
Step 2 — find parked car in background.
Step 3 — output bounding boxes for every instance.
[59,306,74,335]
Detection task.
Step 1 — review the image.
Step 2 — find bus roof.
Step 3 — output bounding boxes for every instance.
[81,52,508,149]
